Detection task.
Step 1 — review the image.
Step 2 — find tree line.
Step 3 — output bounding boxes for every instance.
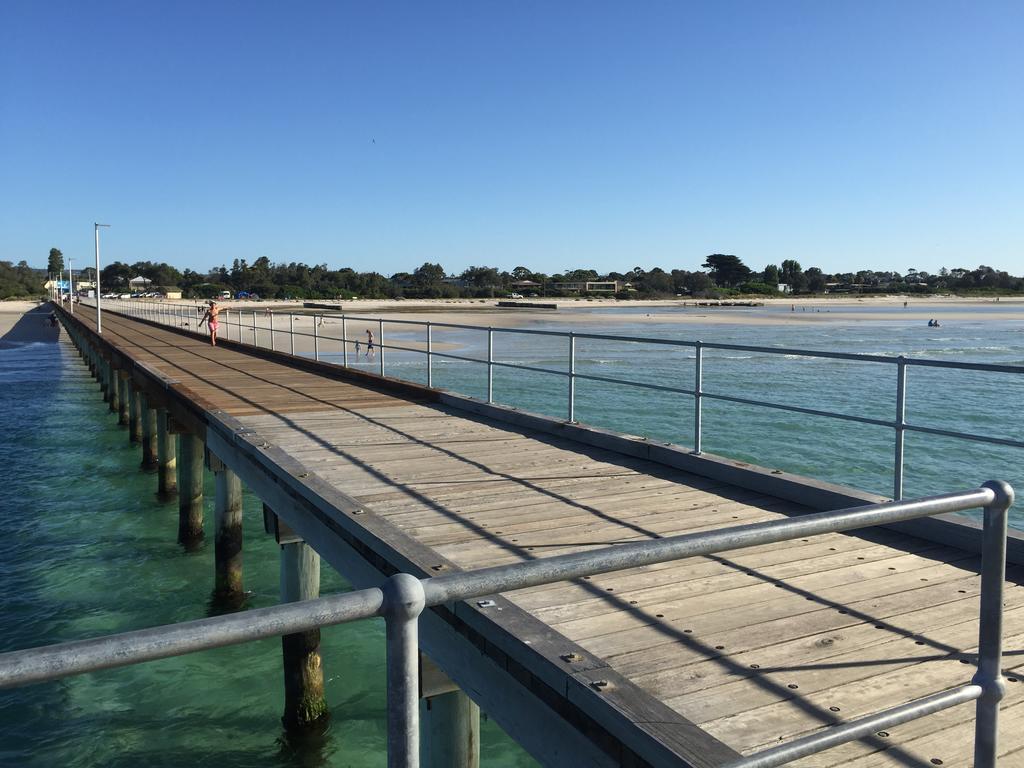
[6,248,1023,301]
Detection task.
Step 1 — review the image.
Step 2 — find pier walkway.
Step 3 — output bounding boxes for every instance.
[57,308,1024,766]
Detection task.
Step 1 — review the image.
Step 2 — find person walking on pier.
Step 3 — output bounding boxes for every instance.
[199,301,221,347]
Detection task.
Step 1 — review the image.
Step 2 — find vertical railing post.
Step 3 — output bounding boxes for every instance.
[342,316,349,367]
[383,573,425,768]
[426,323,433,388]
[568,332,576,422]
[973,480,1013,768]
[269,311,275,351]
[694,341,703,454]
[487,328,494,403]
[894,356,907,501]
[379,319,385,376]
[252,312,258,348]
[313,317,320,361]
[289,314,295,356]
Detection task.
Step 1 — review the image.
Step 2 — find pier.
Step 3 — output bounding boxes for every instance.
[3,303,1023,767]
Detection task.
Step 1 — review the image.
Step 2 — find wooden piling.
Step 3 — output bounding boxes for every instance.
[100,360,111,402]
[156,409,177,497]
[177,432,204,548]
[117,373,130,425]
[419,655,481,768]
[140,394,158,470]
[279,538,327,729]
[421,691,480,768]
[109,367,120,413]
[211,456,244,607]
[128,385,142,443]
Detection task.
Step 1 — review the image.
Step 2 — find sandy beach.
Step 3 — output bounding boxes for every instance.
[159,294,1024,334]
[0,301,59,345]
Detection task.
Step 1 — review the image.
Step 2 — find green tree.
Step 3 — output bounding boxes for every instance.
[805,267,827,293]
[48,248,64,275]
[413,262,446,287]
[702,254,750,288]
[101,261,132,290]
[762,264,780,286]
[640,267,673,295]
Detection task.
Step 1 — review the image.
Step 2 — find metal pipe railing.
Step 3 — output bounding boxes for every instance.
[0,480,1013,767]
[91,299,1024,500]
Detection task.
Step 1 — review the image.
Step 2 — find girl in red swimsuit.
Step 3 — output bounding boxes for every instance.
[200,301,220,346]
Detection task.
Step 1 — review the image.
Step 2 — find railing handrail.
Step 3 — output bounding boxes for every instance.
[0,483,1013,768]
[109,297,1024,374]
[91,299,1024,501]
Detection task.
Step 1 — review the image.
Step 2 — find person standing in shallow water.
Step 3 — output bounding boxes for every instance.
[365,328,374,358]
[199,301,220,346]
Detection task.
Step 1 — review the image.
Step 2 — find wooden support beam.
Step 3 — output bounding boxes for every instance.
[177,432,204,549]
[212,462,244,608]
[100,361,110,401]
[156,408,177,498]
[262,503,303,545]
[140,394,158,471]
[128,385,142,443]
[108,367,120,413]
[117,373,130,425]
[421,689,480,768]
[279,537,327,730]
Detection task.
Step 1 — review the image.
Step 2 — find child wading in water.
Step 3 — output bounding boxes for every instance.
[366,328,375,358]
[199,301,220,346]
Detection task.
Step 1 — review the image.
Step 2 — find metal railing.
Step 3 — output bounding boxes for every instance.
[0,484,1013,767]
[98,299,1024,501]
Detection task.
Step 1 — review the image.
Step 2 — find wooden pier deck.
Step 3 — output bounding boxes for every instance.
[61,309,1024,767]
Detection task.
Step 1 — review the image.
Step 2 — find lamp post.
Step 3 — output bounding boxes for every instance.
[68,255,74,315]
[95,223,110,333]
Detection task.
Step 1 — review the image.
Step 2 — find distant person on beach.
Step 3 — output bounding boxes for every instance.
[199,301,220,346]
[366,329,375,358]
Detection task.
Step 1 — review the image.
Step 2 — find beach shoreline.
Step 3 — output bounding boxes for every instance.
[171,293,1024,331]
[0,301,58,343]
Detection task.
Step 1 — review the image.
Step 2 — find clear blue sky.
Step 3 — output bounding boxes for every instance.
[2,1,1021,277]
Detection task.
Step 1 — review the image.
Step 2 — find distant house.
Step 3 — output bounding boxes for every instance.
[162,288,183,300]
[552,280,624,294]
[129,276,153,290]
[777,283,791,294]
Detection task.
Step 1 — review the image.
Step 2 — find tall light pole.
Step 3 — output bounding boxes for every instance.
[68,255,74,315]
[95,223,111,333]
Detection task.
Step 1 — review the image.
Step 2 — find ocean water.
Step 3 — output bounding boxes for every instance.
[0,338,535,767]
[2,306,1022,767]
[332,304,1024,529]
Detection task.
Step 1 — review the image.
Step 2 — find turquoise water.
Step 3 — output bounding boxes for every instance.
[0,339,535,767]
[332,304,1024,529]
